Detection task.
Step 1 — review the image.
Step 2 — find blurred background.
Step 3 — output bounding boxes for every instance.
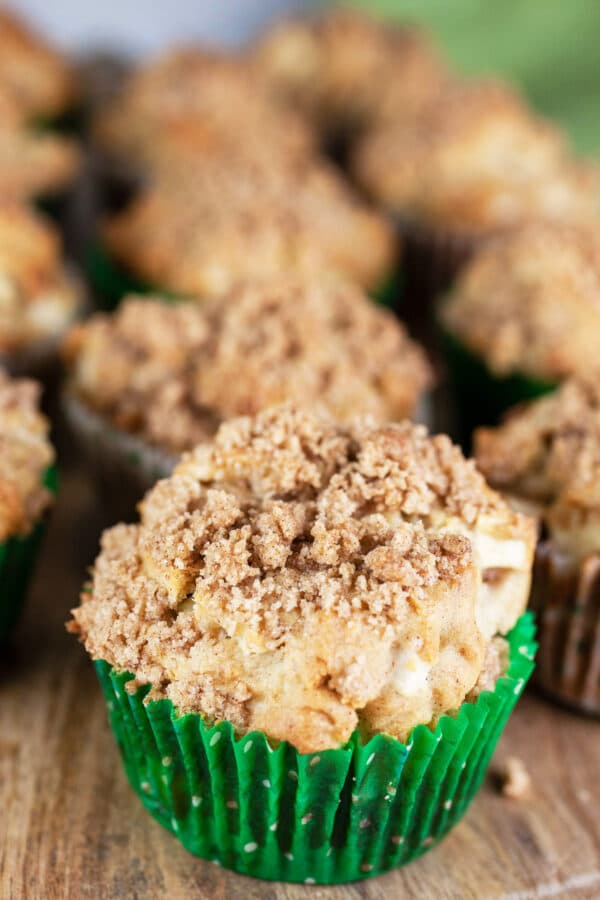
[15,0,600,154]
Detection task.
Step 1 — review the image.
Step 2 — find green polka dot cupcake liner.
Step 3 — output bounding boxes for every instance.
[440,329,556,451]
[0,466,57,643]
[530,542,600,716]
[94,612,536,884]
[86,242,184,310]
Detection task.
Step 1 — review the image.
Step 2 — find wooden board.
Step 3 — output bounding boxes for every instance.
[1,467,599,900]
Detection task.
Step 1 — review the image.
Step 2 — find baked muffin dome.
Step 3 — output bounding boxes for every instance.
[0,368,54,541]
[70,404,535,753]
[353,80,600,234]
[475,377,600,562]
[0,9,77,119]
[103,154,395,296]
[0,127,79,201]
[441,222,600,381]
[63,280,432,455]
[254,8,449,136]
[0,204,82,353]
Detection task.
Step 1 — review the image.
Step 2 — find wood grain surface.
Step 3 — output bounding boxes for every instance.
[1,467,599,900]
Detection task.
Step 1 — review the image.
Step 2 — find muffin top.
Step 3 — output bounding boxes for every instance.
[70,404,534,752]
[93,47,315,172]
[0,368,54,541]
[0,9,77,119]
[0,204,83,352]
[353,80,600,233]
[254,8,449,135]
[441,222,600,381]
[0,127,79,201]
[475,377,600,562]
[63,281,432,454]
[103,154,395,295]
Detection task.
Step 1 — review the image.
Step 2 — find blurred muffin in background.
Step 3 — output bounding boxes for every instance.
[0,368,55,642]
[94,152,396,305]
[0,7,77,122]
[62,279,432,514]
[0,203,84,385]
[0,127,80,204]
[353,80,600,330]
[475,377,600,715]
[440,221,600,442]
[254,7,450,147]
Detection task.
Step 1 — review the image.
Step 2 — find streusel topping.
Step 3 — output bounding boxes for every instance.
[353,80,600,233]
[70,405,534,752]
[64,280,431,454]
[0,204,82,352]
[0,368,54,541]
[475,377,600,560]
[104,154,395,295]
[254,8,449,135]
[441,222,600,380]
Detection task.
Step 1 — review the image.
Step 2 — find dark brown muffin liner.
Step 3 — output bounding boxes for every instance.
[62,389,176,522]
[530,541,600,715]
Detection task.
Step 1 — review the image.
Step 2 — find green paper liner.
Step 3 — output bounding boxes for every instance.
[86,242,184,310]
[94,613,536,884]
[530,542,600,715]
[440,329,557,451]
[0,466,57,642]
[370,269,403,310]
[62,390,176,522]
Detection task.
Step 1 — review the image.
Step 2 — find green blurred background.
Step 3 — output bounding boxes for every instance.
[350,0,600,156]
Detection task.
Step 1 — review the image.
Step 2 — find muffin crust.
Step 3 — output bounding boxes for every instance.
[441,222,600,380]
[0,128,79,201]
[0,368,54,541]
[70,405,534,752]
[63,281,432,454]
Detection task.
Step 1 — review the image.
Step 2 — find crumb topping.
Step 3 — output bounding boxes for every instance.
[104,154,395,294]
[64,281,432,454]
[70,405,534,752]
[0,128,79,201]
[475,376,600,559]
[0,368,54,541]
[353,80,600,232]
[442,222,600,379]
[0,204,82,352]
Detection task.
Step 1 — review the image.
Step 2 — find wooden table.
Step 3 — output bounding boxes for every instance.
[1,467,599,900]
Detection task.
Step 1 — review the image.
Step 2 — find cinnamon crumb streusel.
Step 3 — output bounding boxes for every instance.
[70,405,534,753]
[0,204,82,353]
[475,377,600,561]
[63,280,432,454]
[254,8,449,136]
[0,368,54,541]
[0,9,77,119]
[441,222,600,380]
[353,80,600,234]
[103,154,395,295]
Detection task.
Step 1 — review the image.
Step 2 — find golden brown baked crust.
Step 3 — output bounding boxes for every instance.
[0,368,54,541]
[353,80,600,233]
[0,127,79,200]
[63,281,432,454]
[0,204,83,352]
[70,405,534,752]
[103,154,395,295]
[475,377,600,561]
[0,9,77,118]
[254,8,449,135]
[441,222,600,380]
[93,47,315,173]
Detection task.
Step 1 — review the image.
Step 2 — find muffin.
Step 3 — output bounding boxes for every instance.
[475,377,600,715]
[0,203,84,395]
[0,368,55,641]
[440,221,600,444]
[93,153,395,307]
[62,281,432,515]
[0,8,77,123]
[0,126,80,205]
[68,403,536,882]
[353,80,600,334]
[254,8,449,149]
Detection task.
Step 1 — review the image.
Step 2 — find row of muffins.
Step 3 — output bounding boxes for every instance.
[0,4,597,887]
